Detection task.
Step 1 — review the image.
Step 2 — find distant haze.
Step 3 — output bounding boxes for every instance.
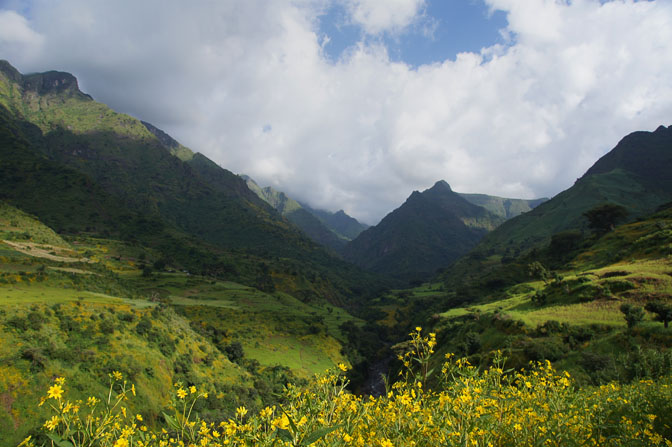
[1,0,672,224]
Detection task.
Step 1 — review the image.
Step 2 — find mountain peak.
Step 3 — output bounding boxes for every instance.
[0,60,91,99]
[654,124,671,134]
[23,70,86,97]
[0,60,22,83]
[430,180,452,191]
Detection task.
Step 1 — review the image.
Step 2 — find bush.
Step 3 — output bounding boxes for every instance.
[31,332,672,447]
[135,316,152,335]
[6,316,28,331]
[522,337,568,362]
[99,318,115,334]
[224,341,244,363]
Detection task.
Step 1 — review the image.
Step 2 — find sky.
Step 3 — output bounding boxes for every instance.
[1,0,672,224]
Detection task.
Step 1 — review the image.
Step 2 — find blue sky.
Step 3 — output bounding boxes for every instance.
[1,0,672,223]
[319,1,508,66]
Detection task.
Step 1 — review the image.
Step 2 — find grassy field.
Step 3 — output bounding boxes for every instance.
[1,212,360,382]
[140,273,358,377]
[0,211,365,444]
[441,258,672,327]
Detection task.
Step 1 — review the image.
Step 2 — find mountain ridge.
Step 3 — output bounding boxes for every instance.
[242,176,369,252]
[0,60,387,303]
[440,124,672,292]
[343,180,506,283]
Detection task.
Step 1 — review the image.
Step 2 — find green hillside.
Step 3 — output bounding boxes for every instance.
[440,126,672,292]
[473,168,671,257]
[472,126,672,256]
[300,203,370,240]
[458,192,547,219]
[0,209,364,445]
[243,176,347,252]
[343,181,505,283]
[368,205,672,389]
[0,60,387,304]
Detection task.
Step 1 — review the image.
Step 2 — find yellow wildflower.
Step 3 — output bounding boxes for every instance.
[43,416,59,431]
[47,384,64,400]
[190,385,197,394]
[273,414,290,430]
[177,388,187,399]
[338,363,349,372]
[236,406,248,418]
[260,406,274,418]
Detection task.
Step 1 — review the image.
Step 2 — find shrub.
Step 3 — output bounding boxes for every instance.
[522,337,568,362]
[224,341,245,364]
[620,303,646,329]
[30,331,672,447]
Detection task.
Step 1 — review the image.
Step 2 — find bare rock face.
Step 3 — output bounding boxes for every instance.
[0,59,91,98]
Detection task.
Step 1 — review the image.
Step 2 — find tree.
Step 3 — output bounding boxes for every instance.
[528,261,551,285]
[620,303,645,329]
[549,230,583,258]
[645,301,672,328]
[224,341,244,363]
[583,204,628,235]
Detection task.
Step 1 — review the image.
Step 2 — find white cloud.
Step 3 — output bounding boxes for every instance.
[2,0,672,224]
[344,0,427,35]
[0,9,44,57]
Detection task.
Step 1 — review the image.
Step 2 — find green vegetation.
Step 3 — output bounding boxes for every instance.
[0,209,365,445]
[0,60,389,306]
[24,332,672,447]
[3,60,672,446]
[385,205,672,387]
[458,192,547,219]
[343,181,505,284]
[244,176,350,252]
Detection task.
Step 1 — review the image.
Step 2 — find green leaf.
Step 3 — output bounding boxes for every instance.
[280,406,299,435]
[162,412,181,431]
[301,424,343,445]
[46,434,74,447]
[276,428,293,442]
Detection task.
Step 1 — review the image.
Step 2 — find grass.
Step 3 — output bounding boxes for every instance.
[0,227,361,384]
[0,284,153,307]
[0,201,67,246]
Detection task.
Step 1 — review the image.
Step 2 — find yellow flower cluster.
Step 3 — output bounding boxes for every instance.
[28,331,672,447]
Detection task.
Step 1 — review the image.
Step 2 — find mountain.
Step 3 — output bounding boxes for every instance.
[300,203,369,240]
[342,180,505,283]
[458,193,547,219]
[0,60,386,303]
[242,176,347,252]
[468,125,672,258]
[440,125,672,293]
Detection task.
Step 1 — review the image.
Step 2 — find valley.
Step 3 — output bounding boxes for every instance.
[1,60,672,446]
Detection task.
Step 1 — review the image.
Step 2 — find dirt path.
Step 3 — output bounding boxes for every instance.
[2,240,90,263]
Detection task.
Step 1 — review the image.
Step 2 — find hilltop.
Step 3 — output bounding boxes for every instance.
[343,180,505,283]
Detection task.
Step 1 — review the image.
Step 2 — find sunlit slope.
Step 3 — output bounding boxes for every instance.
[0,60,388,302]
[441,125,672,289]
[431,206,672,383]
